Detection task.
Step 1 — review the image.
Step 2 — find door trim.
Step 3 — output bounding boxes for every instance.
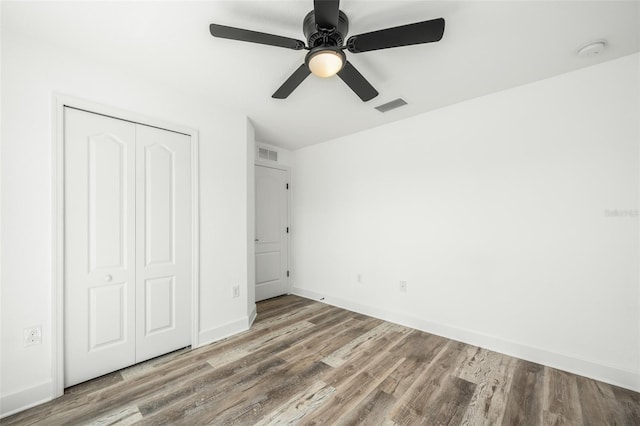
[52,94,200,398]
[254,161,291,296]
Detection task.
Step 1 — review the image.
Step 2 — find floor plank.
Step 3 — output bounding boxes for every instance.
[501,359,545,425]
[612,385,640,424]
[576,375,627,426]
[542,367,584,425]
[457,348,517,425]
[256,381,336,425]
[389,341,471,425]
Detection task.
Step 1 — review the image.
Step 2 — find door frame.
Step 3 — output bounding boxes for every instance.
[254,161,291,297]
[51,94,200,398]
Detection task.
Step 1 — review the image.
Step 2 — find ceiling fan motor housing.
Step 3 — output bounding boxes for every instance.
[303,10,349,47]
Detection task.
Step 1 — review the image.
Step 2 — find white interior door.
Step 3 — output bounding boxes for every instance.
[255,165,288,302]
[64,108,137,386]
[135,124,191,363]
[64,108,192,386]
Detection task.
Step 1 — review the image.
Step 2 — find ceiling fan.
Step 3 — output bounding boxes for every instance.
[209,0,445,102]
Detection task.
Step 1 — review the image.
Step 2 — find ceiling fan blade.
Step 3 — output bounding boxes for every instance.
[314,0,340,29]
[346,18,445,53]
[210,24,305,50]
[337,61,378,102]
[272,64,312,99]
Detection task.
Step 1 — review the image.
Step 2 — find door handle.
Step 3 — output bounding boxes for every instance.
[255,238,259,242]
[104,274,112,282]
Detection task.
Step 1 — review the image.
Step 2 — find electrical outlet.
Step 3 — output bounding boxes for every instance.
[232,285,240,298]
[399,281,408,293]
[24,326,42,346]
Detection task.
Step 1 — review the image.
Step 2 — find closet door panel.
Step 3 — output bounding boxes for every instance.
[64,108,136,387]
[135,124,191,362]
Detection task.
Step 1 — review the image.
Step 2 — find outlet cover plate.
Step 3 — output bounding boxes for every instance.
[24,326,42,346]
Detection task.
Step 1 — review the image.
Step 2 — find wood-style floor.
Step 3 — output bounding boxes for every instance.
[3,295,639,425]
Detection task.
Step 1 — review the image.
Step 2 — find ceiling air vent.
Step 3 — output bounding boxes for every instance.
[258,146,278,162]
[375,98,408,113]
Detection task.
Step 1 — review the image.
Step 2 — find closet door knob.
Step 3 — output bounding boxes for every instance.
[104,274,112,282]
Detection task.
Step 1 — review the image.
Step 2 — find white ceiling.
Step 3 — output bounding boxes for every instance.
[3,1,639,150]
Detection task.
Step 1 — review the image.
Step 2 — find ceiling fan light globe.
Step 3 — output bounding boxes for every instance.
[308,50,345,78]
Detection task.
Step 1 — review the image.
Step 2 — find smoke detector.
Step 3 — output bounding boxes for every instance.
[577,40,607,57]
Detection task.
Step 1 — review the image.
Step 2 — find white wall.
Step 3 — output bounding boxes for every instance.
[1,33,252,415]
[291,54,640,391]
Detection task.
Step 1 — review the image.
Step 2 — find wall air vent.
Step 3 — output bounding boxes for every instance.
[258,146,278,162]
[375,98,408,113]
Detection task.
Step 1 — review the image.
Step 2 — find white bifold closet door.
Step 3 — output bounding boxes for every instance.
[64,107,191,387]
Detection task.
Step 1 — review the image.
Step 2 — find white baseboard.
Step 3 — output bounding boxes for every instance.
[291,286,640,392]
[0,381,53,419]
[196,316,252,349]
[248,304,257,327]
